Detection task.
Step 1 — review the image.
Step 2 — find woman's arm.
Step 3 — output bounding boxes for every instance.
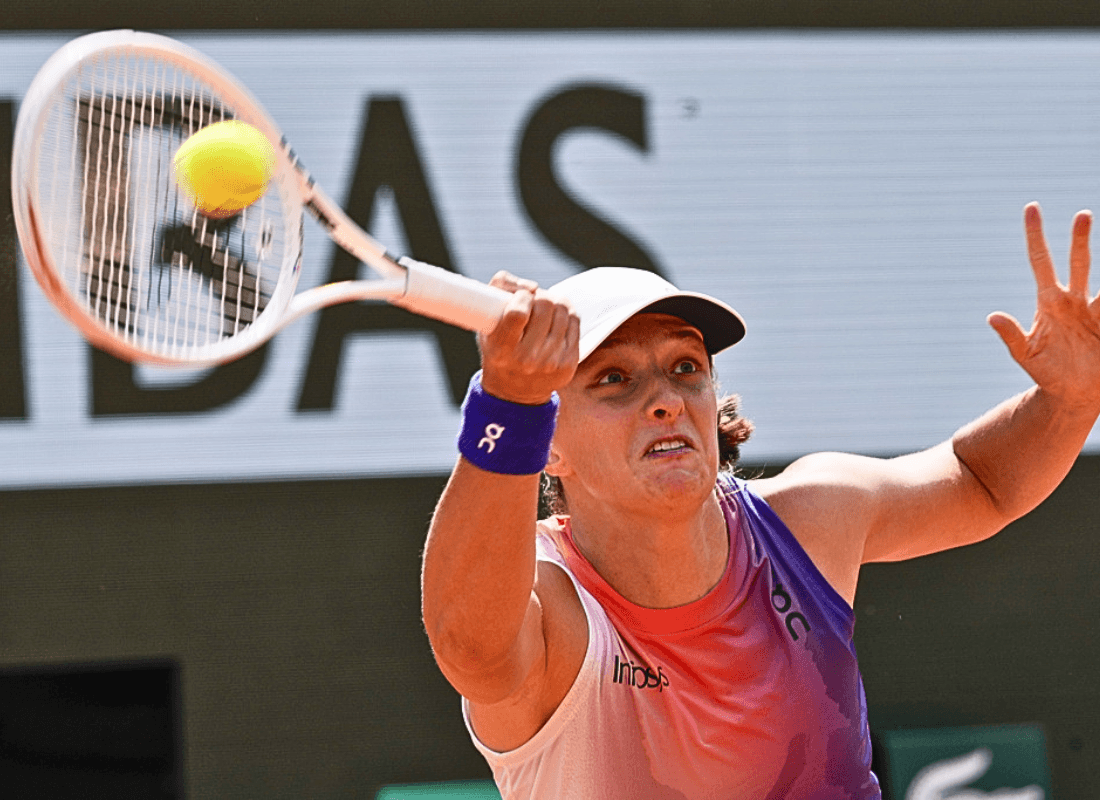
[756,205,1100,600]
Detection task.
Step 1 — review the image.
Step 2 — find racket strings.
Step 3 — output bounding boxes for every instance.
[77,93,136,329]
[158,220,265,328]
[36,47,291,358]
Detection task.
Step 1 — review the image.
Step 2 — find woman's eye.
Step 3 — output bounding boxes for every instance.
[598,371,626,385]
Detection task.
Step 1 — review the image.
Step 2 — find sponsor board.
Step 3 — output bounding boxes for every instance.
[881,724,1051,799]
[375,782,499,799]
[2,32,1099,488]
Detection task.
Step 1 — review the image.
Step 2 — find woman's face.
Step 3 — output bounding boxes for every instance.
[548,313,720,520]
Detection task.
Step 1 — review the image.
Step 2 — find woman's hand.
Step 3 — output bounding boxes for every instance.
[478,271,580,405]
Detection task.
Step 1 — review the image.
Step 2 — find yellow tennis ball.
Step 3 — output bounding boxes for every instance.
[174,120,275,219]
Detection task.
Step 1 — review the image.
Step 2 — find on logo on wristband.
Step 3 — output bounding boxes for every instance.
[479,423,506,453]
[458,371,558,475]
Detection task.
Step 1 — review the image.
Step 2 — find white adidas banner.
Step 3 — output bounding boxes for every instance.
[1,31,1097,488]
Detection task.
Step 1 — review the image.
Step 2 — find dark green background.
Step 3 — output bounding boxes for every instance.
[0,458,1096,797]
[858,454,1100,799]
[2,2,1098,797]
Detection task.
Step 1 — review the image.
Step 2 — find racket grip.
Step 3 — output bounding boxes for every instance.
[396,257,511,333]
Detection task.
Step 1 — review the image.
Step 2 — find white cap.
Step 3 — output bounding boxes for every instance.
[548,267,746,361]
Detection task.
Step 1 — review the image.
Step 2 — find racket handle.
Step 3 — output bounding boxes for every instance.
[396,258,511,333]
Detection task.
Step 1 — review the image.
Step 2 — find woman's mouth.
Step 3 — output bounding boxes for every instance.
[645,437,691,456]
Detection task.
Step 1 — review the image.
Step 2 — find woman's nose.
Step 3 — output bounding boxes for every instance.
[645,374,686,420]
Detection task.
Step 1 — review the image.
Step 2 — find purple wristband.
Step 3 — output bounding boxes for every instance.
[457,371,559,475]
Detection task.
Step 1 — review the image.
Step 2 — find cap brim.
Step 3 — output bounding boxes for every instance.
[578,292,746,362]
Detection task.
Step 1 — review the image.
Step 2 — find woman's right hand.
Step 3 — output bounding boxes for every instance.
[478,271,580,405]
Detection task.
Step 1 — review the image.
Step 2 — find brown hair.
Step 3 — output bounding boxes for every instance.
[538,392,754,518]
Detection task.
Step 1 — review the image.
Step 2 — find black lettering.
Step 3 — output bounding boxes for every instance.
[90,346,269,416]
[786,613,811,642]
[78,89,273,416]
[516,84,663,276]
[613,656,670,691]
[157,220,268,331]
[0,99,28,419]
[297,97,478,411]
[771,582,792,614]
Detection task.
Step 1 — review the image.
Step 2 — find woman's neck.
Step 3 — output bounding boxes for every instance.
[568,491,728,609]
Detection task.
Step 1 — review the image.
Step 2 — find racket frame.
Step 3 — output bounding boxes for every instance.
[12,30,509,368]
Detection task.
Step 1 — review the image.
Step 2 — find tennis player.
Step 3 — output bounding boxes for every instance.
[421,203,1100,798]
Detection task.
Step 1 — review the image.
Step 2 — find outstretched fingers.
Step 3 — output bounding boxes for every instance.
[987,310,1028,363]
[1068,209,1093,298]
[1025,202,1094,297]
[995,205,1100,396]
[1024,202,1059,292]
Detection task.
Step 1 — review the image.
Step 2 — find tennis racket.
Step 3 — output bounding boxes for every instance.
[11,29,512,367]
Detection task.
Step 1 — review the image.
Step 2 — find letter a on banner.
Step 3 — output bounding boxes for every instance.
[298,97,479,411]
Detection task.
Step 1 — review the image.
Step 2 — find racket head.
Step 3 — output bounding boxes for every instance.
[12,30,306,366]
